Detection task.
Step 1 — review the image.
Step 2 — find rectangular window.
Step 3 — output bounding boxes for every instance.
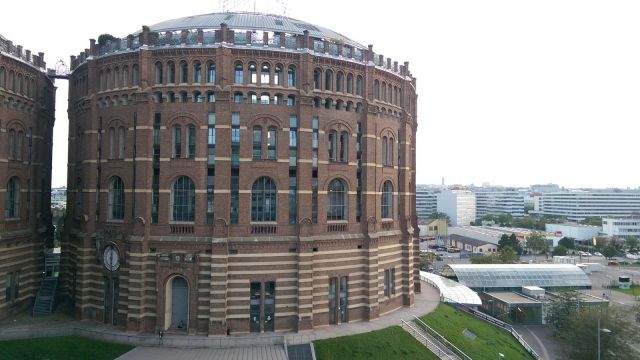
[267,128,277,160]
[173,126,181,158]
[328,132,336,162]
[384,269,390,297]
[391,268,396,295]
[253,128,262,159]
[109,127,115,159]
[187,126,196,159]
[118,127,125,159]
[152,113,161,223]
[5,273,12,302]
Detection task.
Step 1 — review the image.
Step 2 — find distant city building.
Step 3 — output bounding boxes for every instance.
[416,185,438,220]
[602,215,640,239]
[437,189,476,226]
[533,190,640,221]
[418,218,448,239]
[51,187,67,209]
[447,234,498,254]
[473,188,524,219]
[545,223,600,241]
[530,183,561,193]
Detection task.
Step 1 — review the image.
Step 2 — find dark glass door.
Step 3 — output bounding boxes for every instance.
[250,282,261,333]
[329,277,337,325]
[339,276,348,323]
[264,281,275,332]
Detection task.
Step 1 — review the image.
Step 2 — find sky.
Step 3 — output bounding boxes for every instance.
[3,0,639,189]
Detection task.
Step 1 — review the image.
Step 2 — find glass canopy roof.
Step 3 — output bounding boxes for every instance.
[437,264,592,290]
[420,271,482,306]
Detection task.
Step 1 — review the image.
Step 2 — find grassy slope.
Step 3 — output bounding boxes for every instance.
[420,304,534,360]
[314,325,439,360]
[0,335,134,360]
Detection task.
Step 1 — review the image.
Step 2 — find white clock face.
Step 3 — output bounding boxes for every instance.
[103,245,120,271]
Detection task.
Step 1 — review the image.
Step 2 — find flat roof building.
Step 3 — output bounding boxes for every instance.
[473,188,524,218]
[437,189,475,226]
[533,190,640,221]
[602,215,640,239]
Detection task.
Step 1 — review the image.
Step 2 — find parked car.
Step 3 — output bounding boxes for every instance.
[580,252,591,257]
[447,247,461,253]
[607,260,619,266]
[593,252,603,257]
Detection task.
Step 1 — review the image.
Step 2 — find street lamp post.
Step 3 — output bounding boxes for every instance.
[597,317,611,360]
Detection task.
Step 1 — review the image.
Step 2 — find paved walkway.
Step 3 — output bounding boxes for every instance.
[116,346,288,360]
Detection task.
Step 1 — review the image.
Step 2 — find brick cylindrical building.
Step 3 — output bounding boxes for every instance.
[0,35,56,319]
[62,12,419,335]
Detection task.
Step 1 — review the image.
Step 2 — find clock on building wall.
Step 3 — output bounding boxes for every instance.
[103,245,120,272]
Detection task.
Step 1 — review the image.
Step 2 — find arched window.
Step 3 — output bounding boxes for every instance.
[119,127,125,159]
[180,91,188,103]
[172,176,195,222]
[172,126,182,158]
[327,179,346,221]
[108,177,124,220]
[5,177,20,218]
[347,73,354,94]
[267,127,277,160]
[313,97,321,108]
[374,80,380,99]
[16,131,24,161]
[187,126,196,158]
[234,92,243,103]
[114,67,120,88]
[154,62,163,84]
[388,84,393,103]
[335,100,343,111]
[382,137,388,166]
[193,62,202,83]
[249,92,258,104]
[325,70,333,91]
[381,181,393,219]
[206,91,215,103]
[382,82,387,102]
[325,98,333,109]
[336,72,344,92]
[234,62,243,84]
[8,71,15,92]
[251,177,277,222]
[287,65,296,87]
[252,126,262,159]
[8,129,15,160]
[167,61,175,83]
[122,66,129,87]
[327,130,337,161]
[274,64,283,86]
[109,127,116,159]
[261,63,270,84]
[249,63,257,84]
[193,90,203,103]
[167,91,176,103]
[388,138,394,166]
[179,61,188,83]
[339,131,349,162]
[287,95,295,106]
[0,67,5,89]
[313,68,322,90]
[132,64,139,86]
[207,61,215,83]
[260,93,270,105]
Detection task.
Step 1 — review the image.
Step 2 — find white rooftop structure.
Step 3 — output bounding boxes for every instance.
[420,271,482,307]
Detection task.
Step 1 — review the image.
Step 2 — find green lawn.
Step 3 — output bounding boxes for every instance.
[314,325,439,360]
[0,335,134,360]
[419,304,534,360]
[612,284,640,297]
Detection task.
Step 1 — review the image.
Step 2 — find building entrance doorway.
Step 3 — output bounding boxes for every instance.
[249,281,276,333]
[103,276,119,325]
[329,276,348,325]
[165,276,189,331]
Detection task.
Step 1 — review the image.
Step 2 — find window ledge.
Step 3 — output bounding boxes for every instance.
[169,221,195,224]
[106,219,124,223]
[327,220,348,224]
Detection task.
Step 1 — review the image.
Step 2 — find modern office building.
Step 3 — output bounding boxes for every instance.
[416,185,438,220]
[545,223,600,241]
[0,35,56,319]
[533,190,640,221]
[473,188,524,218]
[602,216,640,240]
[61,12,419,335]
[437,189,475,226]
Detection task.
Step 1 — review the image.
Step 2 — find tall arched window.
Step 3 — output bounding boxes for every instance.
[207,61,215,83]
[336,72,344,92]
[132,64,139,86]
[0,67,5,89]
[261,63,270,84]
[234,62,243,84]
[5,177,20,218]
[180,61,188,83]
[287,65,296,87]
[388,138,394,166]
[356,75,363,96]
[154,62,163,84]
[252,126,262,159]
[267,127,277,160]
[374,80,380,99]
[382,137,388,166]
[382,82,387,102]
[8,129,15,159]
[313,68,322,90]
[327,179,347,221]
[172,176,195,222]
[347,73,354,94]
[327,130,337,162]
[381,181,393,219]
[119,127,126,159]
[16,132,24,161]
[249,63,257,84]
[122,66,129,87]
[325,70,333,91]
[251,177,277,222]
[193,62,202,83]
[274,64,283,86]
[339,131,348,162]
[114,67,120,88]
[167,61,175,83]
[108,177,124,220]
[109,127,116,159]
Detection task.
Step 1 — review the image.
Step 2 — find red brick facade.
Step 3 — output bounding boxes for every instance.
[61,13,420,335]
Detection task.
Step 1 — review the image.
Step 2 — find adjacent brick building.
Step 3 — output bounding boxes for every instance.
[0,35,56,319]
[61,12,419,335]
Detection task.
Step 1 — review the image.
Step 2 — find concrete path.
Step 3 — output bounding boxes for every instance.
[116,346,287,360]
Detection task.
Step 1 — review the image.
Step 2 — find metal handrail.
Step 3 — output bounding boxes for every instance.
[413,316,472,360]
[400,319,457,360]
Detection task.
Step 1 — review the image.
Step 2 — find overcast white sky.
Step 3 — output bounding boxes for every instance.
[3,0,639,189]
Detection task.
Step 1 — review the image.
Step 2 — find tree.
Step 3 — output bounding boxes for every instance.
[497,246,518,263]
[470,255,496,264]
[580,216,603,227]
[429,212,451,226]
[498,233,523,255]
[497,213,513,226]
[526,232,548,254]
[558,236,576,250]
[602,245,617,259]
[626,236,639,251]
[552,245,568,256]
